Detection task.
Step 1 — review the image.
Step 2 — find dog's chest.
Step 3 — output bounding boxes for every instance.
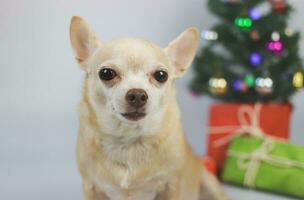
[95,168,168,200]
[88,133,173,199]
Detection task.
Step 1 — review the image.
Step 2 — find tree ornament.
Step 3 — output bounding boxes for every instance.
[285,28,295,37]
[234,17,253,30]
[249,8,262,21]
[293,71,304,89]
[249,1,272,19]
[267,32,283,54]
[271,0,286,13]
[271,31,280,41]
[250,30,260,41]
[201,30,218,41]
[267,40,283,54]
[209,77,227,95]
[250,52,262,66]
[245,75,255,87]
[233,80,248,92]
[255,76,273,95]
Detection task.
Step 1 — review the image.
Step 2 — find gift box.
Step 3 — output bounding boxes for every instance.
[222,136,304,198]
[201,156,217,175]
[207,103,292,172]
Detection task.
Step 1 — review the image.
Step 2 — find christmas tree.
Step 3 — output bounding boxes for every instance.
[190,0,304,102]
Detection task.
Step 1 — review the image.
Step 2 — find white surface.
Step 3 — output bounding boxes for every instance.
[0,0,303,199]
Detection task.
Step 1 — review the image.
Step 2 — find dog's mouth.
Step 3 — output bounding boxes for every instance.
[121,112,146,121]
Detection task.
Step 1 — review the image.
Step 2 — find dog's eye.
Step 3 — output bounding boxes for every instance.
[153,70,168,83]
[99,68,117,81]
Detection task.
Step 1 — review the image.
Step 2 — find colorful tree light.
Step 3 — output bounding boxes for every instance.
[267,41,284,54]
[234,17,253,29]
[271,0,286,13]
[245,75,255,87]
[250,30,260,41]
[233,80,248,92]
[249,8,262,20]
[201,30,218,40]
[271,31,280,41]
[255,77,273,95]
[233,80,242,91]
[285,28,295,37]
[250,52,262,66]
[209,77,228,95]
[293,71,304,89]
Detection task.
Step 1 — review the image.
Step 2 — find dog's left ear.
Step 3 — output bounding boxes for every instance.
[166,27,199,78]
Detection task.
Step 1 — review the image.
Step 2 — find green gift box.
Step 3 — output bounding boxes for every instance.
[222,136,304,198]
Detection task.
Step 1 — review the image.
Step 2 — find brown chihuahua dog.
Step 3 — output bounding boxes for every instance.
[70,16,229,200]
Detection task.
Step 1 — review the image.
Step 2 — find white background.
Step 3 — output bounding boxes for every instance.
[0,0,303,199]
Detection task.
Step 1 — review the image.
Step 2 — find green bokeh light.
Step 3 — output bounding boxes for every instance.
[245,75,255,87]
[234,17,253,28]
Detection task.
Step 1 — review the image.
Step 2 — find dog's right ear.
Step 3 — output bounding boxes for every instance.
[70,16,101,70]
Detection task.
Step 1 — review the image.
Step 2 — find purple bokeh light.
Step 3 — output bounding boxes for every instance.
[233,80,248,92]
[250,52,262,66]
[233,80,242,91]
[249,8,262,21]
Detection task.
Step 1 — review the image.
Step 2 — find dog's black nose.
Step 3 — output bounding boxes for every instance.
[126,89,148,108]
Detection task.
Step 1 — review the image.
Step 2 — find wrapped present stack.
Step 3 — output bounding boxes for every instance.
[188,0,304,198]
[202,102,304,198]
[207,103,292,171]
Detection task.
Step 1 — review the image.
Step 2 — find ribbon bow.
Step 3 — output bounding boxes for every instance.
[208,104,280,147]
[228,139,304,188]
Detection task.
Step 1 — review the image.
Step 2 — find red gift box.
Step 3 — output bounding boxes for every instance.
[207,103,292,173]
[201,156,217,175]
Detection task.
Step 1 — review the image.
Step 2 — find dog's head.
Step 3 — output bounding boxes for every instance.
[70,16,198,132]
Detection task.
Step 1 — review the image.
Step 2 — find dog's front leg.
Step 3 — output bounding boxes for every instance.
[154,182,182,200]
[83,181,109,200]
[199,171,230,200]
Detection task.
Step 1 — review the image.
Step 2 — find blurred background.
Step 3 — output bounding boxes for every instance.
[0,0,303,199]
